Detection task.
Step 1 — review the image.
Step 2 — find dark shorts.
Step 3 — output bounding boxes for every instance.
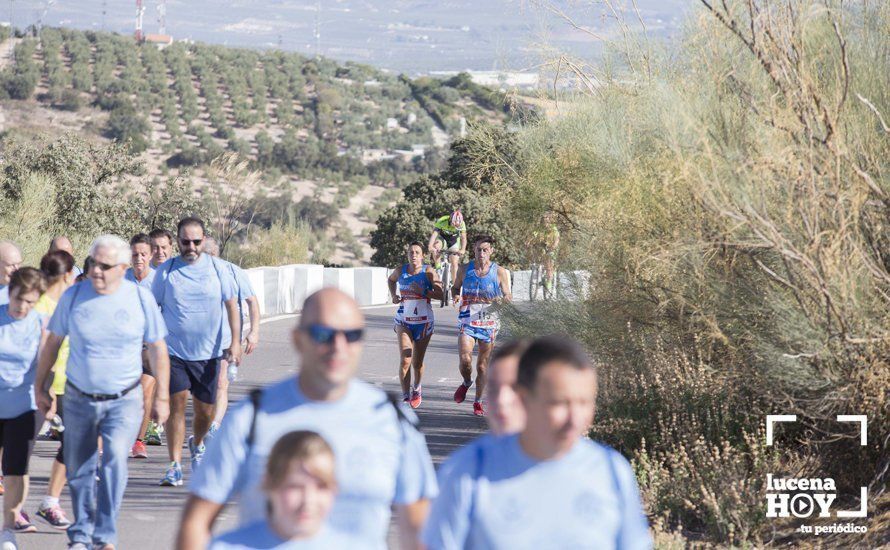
[170,356,220,404]
[0,410,36,475]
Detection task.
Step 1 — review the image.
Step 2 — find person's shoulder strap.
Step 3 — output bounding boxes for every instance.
[382,391,419,430]
[246,387,264,448]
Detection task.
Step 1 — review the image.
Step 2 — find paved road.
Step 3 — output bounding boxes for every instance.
[22,304,486,549]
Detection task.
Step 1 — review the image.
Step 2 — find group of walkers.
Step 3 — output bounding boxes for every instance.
[0,211,653,549]
[0,217,260,549]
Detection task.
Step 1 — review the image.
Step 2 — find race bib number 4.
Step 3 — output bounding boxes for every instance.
[404,299,431,323]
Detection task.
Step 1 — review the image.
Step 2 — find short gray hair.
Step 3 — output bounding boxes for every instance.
[89,235,131,265]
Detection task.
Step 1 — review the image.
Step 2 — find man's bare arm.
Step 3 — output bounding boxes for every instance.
[244,296,261,354]
[176,495,225,550]
[224,298,242,363]
[35,333,64,415]
[147,339,171,425]
[396,500,431,550]
[498,266,513,303]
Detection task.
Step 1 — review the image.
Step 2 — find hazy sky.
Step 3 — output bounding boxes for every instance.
[2,0,690,74]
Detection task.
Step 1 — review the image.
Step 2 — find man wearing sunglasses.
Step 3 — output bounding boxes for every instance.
[151,217,242,488]
[179,288,438,550]
[35,235,170,549]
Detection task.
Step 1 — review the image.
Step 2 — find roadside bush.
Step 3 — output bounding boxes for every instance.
[234,221,311,268]
[500,1,889,545]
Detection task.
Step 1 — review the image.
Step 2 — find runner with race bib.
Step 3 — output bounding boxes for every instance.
[388,242,443,409]
[451,235,512,417]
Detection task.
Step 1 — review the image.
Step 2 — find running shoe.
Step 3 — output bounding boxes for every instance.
[159,462,183,487]
[188,435,206,471]
[130,440,148,459]
[0,529,15,550]
[36,505,71,530]
[144,421,162,446]
[13,512,36,534]
[453,381,471,404]
[409,389,422,409]
[473,401,486,417]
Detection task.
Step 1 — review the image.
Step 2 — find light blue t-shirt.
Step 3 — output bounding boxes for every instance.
[0,305,42,419]
[48,280,167,395]
[423,434,653,550]
[218,259,255,344]
[125,266,156,289]
[0,285,8,306]
[151,254,236,361]
[210,521,347,550]
[191,378,438,550]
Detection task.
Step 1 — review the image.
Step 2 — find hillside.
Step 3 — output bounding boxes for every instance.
[0,26,515,264]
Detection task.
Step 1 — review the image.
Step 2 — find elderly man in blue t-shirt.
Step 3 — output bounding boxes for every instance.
[178,288,438,550]
[423,335,653,550]
[152,217,243,487]
[35,234,171,550]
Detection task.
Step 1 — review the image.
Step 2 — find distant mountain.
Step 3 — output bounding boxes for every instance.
[4,0,690,74]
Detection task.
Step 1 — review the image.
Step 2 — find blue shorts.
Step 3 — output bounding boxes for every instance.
[169,356,220,404]
[394,321,434,342]
[459,324,498,344]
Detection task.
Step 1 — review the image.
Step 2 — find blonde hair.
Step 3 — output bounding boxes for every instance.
[263,431,336,490]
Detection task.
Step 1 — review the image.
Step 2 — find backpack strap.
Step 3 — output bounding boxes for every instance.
[246,388,264,448]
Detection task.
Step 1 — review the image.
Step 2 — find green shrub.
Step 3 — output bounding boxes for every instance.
[234,222,310,268]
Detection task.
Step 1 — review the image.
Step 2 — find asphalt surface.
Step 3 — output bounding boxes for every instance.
[21,304,486,549]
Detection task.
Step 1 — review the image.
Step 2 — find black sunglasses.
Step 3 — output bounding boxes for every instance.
[304,324,364,344]
[179,238,203,246]
[88,257,117,271]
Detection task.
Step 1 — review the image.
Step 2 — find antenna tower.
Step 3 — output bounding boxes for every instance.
[157,0,167,35]
[135,0,144,41]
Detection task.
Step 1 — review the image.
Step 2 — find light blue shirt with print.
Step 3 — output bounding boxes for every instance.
[423,434,653,550]
[210,521,348,550]
[125,266,156,289]
[218,259,255,344]
[0,285,8,306]
[151,254,236,361]
[0,305,42,419]
[48,280,167,395]
[191,378,438,550]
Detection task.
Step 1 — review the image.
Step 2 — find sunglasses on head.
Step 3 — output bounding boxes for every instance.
[179,238,203,246]
[304,324,364,344]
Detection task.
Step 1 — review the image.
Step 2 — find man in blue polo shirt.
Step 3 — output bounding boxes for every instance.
[35,234,170,550]
[177,288,437,550]
[0,241,23,307]
[203,236,260,435]
[152,217,242,486]
[423,335,652,550]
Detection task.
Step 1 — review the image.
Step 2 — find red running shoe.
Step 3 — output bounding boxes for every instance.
[473,402,485,416]
[453,382,470,404]
[409,390,422,409]
[131,440,148,459]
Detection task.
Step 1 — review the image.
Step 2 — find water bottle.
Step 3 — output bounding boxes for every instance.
[227,362,240,382]
[50,414,65,433]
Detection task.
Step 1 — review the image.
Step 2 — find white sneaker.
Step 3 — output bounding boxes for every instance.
[0,528,17,550]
